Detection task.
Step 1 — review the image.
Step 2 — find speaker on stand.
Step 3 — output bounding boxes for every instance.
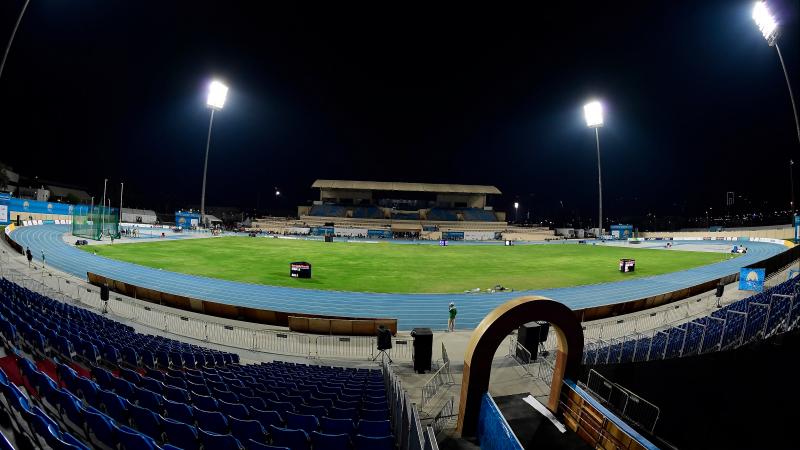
[101,284,109,314]
[373,325,393,363]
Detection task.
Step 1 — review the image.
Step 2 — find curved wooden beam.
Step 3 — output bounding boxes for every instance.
[456,295,584,437]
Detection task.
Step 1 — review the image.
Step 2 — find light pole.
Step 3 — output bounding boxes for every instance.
[753,2,800,149]
[514,202,519,223]
[100,178,107,239]
[119,182,124,225]
[0,0,30,81]
[584,100,605,232]
[201,79,228,228]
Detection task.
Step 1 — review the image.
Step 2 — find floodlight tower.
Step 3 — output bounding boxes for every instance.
[200,79,228,227]
[514,202,519,223]
[584,100,604,233]
[0,0,30,81]
[752,2,800,149]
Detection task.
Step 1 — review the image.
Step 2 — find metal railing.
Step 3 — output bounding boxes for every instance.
[585,276,800,366]
[430,395,456,437]
[420,361,455,409]
[382,359,439,450]
[584,369,660,434]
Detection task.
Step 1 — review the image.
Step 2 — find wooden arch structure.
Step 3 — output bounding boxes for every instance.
[457,296,584,437]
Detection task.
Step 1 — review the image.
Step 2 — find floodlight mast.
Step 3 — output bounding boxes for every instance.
[584,100,604,233]
[200,80,228,227]
[752,2,800,150]
[0,0,30,82]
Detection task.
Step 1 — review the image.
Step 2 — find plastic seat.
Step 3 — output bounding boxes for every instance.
[53,389,85,434]
[219,399,250,420]
[264,399,294,416]
[327,407,358,421]
[249,408,284,428]
[285,412,319,434]
[320,416,355,436]
[128,402,162,441]
[198,429,243,450]
[113,377,135,398]
[133,386,163,411]
[119,367,142,385]
[116,424,159,450]
[311,431,350,450]
[246,441,289,450]
[122,347,140,367]
[98,389,129,424]
[145,368,165,382]
[354,434,393,450]
[229,417,268,445]
[268,425,309,450]
[240,395,267,411]
[162,417,200,450]
[297,403,327,417]
[213,388,240,404]
[357,419,391,437]
[139,376,163,393]
[187,381,210,397]
[360,408,389,421]
[91,366,114,390]
[163,399,194,425]
[164,385,191,403]
[307,396,334,410]
[83,406,116,450]
[193,394,219,412]
[192,406,229,434]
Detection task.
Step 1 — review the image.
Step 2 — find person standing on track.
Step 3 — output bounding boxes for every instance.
[41,250,45,268]
[448,302,458,332]
[26,247,32,267]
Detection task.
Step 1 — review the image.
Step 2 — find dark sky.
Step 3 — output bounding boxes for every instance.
[0,0,798,222]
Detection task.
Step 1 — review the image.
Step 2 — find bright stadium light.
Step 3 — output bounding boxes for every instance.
[583,101,604,128]
[206,80,228,110]
[585,100,605,232]
[751,1,800,203]
[753,1,778,45]
[200,79,230,226]
[514,202,519,223]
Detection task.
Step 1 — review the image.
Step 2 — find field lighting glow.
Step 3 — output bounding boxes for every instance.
[584,101,604,128]
[207,80,229,109]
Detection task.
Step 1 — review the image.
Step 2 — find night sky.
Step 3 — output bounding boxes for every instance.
[0,1,798,224]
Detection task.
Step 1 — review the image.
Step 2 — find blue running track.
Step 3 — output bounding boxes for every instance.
[11,225,785,330]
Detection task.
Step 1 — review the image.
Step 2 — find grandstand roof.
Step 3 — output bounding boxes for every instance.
[312,179,501,195]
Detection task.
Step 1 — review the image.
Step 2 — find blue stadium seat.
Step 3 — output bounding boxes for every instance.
[297,403,327,417]
[128,402,162,441]
[285,411,319,434]
[193,406,229,434]
[327,407,358,421]
[356,419,391,437]
[219,399,250,420]
[162,417,200,450]
[354,434,394,450]
[116,424,159,450]
[133,386,163,412]
[269,425,309,450]
[249,408,284,429]
[359,408,389,421]
[193,394,219,412]
[229,417,269,445]
[246,441,290,450]
[311,431,351,450]
[98,389,129,424]
[83,406,116,450]
[196,429,242,450]
[162,399,194,425]
[240,394,267,411]
[320,416,355,436]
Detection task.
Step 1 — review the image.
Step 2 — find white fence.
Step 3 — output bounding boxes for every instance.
[0,265,414,362]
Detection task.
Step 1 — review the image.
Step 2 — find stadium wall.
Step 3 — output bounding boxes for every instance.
[640,227,793,240]
[86,271,398,335]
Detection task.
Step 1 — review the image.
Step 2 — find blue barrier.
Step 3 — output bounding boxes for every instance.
[565,380,659,450]
[477,393,523,450]
[0,193,9,225]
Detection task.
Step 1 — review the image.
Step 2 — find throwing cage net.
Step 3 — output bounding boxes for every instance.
[72,205,121,240]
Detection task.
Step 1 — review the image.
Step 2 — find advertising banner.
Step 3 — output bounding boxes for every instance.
[0,193,9,225]
[739,268,765,292]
